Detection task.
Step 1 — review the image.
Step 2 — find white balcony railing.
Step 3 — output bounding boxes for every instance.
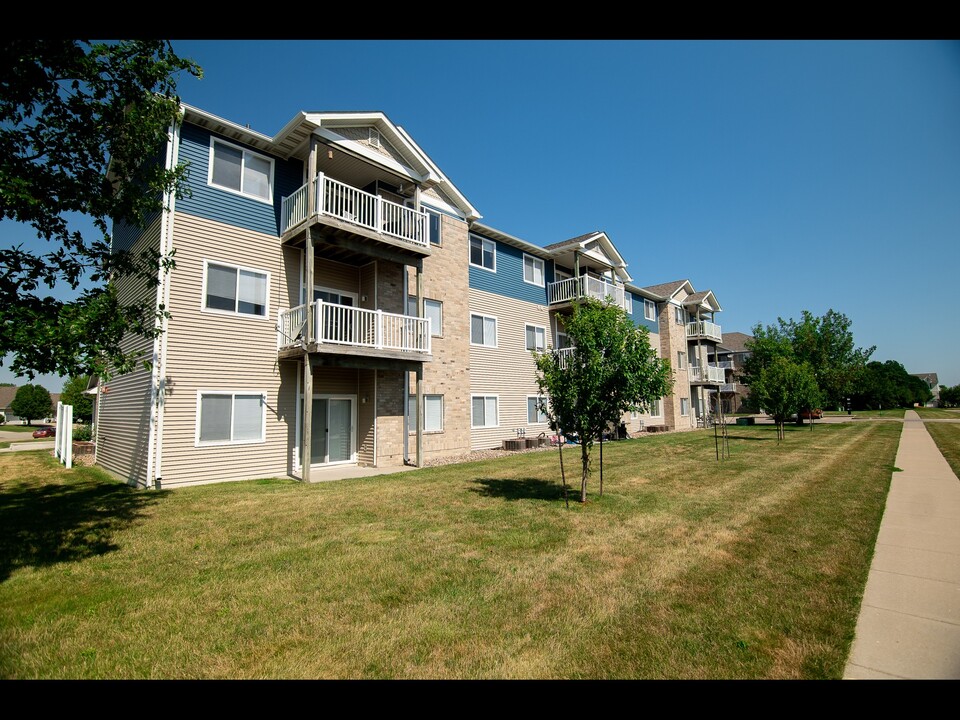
[280,173,428,248]
[277,301,432,354]
[688,364,726,383]
[555,347,576,369]
[548,275,630,312]
[686,320,722,342]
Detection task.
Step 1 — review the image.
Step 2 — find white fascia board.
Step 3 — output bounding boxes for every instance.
[471,222,550,258]
[181,103,275,145]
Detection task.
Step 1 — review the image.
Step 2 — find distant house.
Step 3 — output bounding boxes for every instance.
[0,386,59,424]
[911,373,940,407]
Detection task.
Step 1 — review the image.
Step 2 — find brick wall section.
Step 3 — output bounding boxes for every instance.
[404,213,472,461]
[659,303,692,430]
[376,369,406,465]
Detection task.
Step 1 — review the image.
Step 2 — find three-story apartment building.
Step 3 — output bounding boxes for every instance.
[95,105,725,489]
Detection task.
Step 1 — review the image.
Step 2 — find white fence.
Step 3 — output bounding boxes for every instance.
[278,301,432,354]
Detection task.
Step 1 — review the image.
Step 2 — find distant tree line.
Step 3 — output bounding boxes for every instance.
[849,361,932,410]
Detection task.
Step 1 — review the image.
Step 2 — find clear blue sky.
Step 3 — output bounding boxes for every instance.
[3,39,959,393]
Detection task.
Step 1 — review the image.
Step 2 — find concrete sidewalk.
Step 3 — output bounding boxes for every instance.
[844,409,960,679]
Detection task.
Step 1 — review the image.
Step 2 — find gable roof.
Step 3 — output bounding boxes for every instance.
[718,332,753,353]
[640,280,693,300]
[181,104,481,223]
[0,386,16,409]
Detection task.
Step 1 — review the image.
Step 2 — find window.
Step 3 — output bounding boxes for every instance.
[677,351,685,370]
[408,394,443,433]
[209,138,273,202]
[525,324,546,352]
[625,291,633,314]
[527,396,547,424]
[472,395,499,428]
[470,235,496,271]
[523,254,545,286]
[424,208,442,246]
[674,306,685,325]
[653,398,663,417]
[197,391,265,445]
[470,314,497,347]
[630,409,639,420]
[644,299,657,322]
[204,261,269,317]
[680,398,690,416]
[408,297,443,336]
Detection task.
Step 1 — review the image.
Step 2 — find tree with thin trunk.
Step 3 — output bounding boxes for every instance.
[534,298,672,503]
[751,357,820,442]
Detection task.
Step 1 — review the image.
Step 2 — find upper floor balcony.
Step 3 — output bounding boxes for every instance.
[280,173,430,254]
[277,300,432,363]
[548,275,631,313]
[689,364,726,384]
[686,320,722,342]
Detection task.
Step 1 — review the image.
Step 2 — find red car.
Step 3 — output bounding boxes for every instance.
[799,409,823,420]
[32,426,56,438]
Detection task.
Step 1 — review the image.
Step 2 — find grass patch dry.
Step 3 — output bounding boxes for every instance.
[914,407,960,419]
[0,422,900,679]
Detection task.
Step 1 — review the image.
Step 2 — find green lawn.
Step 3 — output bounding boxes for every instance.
[0,421,900,679]
[0,424,46,433]
[914,407,960,419]
[823,409,906,419]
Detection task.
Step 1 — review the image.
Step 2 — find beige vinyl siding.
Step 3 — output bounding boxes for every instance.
[315,258,361,297]
[469,288,551,450]
[96,218,162,486]
[157,212,290,487]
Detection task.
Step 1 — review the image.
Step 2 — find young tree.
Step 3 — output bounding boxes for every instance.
[534,298,672,503]
[60,375,94,423]
[751,357,820,442]
[1,40,202,380]
[10,384,52,425]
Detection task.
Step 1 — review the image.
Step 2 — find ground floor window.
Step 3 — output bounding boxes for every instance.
[527,395,548,424]
[680,397,690,416]
[472,395,499,428]
[408,394,444,433]
[196,391,265,445]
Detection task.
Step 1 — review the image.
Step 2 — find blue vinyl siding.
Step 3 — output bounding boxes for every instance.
[176,123,302,237]
[468,236,549,305]
[629,293,659,333]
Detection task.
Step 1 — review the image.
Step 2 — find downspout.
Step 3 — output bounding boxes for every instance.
[402,267,410,464]
[146,114,181,490]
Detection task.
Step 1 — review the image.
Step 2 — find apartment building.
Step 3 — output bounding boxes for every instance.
[94,105,724,489]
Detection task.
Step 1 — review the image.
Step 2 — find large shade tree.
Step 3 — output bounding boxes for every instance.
[10,384,53,425]
[534,298,672,504]
[742,309,873,415]
[1,39,201,380]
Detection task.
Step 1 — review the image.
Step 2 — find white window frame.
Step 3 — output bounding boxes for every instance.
[208,137,274,204]
[470,313,498,348]
[644,299,657,322]
[522,253,545,287]
[424,207,442,246]
[674,305,685,325]
[469,235,496,272]
[680,397,690,417]
[677,351,686,370]
[527,395,548,424]
[408,394,444,434]
[625,291,633,314]
[202,260,270,319]
[195,390,267,447]
[652,398,663,417]
[407,297,443,337]
[471,394,499,428]
[525,324,546,352]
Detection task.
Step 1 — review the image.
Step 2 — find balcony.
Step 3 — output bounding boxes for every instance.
[548,276,630,312]
[555,347,576,369]
[688,364,725,383]
[719,383,739,393]
[717,360,735,370]
[280,173,429,250]
[277,301,432,361]
[686,320,722,342]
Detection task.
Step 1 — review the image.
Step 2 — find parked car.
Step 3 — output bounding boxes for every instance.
[799,409,823,419]
[32,426,56,438]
